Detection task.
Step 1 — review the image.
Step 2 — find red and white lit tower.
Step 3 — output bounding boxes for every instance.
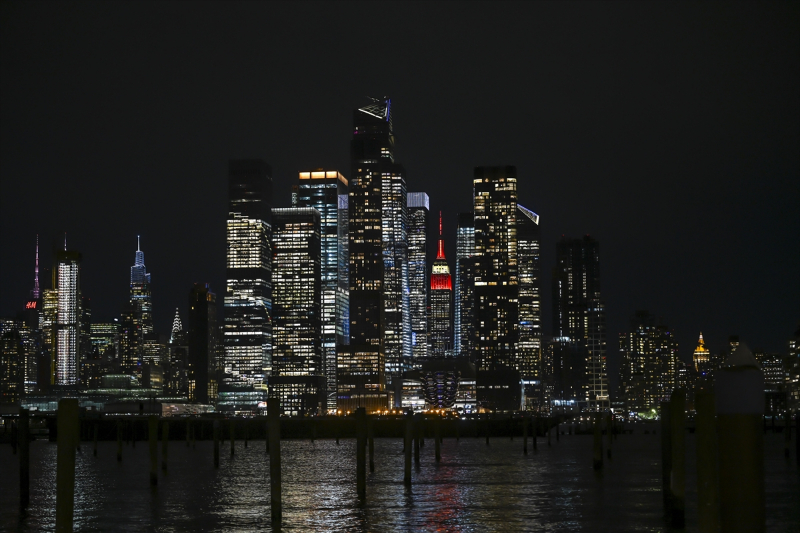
[429,212,453,357]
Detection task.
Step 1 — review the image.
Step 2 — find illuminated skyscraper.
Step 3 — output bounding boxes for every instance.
[619,311,678,413]
[224,160,272,387]
[121,237,152,374]
[270,208,325,415]
[473,166,520,410]
[454,212,475,358]
[552,235,609,410]
[429,212,452,357]
[341,96,408,411]
[407,192,429,362]
[693,332,711,374]
[516,204,541,378]
[296,170,349,410]
[55,248,81,385]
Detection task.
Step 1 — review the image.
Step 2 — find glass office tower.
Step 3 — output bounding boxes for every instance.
[407,192,429,362]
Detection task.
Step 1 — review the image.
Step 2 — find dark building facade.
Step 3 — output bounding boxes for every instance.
[188,283,217,404]
[552,235,609,410]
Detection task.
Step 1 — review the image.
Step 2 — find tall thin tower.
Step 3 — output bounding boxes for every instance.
[407,192,429,362]
[55,243,81,385]
[32,235,41,300]
[429,212,453,357]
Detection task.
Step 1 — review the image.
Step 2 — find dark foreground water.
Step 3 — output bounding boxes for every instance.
[1,432,798,532]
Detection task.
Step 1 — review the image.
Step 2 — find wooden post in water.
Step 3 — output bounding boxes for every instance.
[268,398,282,523]
[116,419,122,462]
[593,412,603,470]
[245,421,249,448]
[796,413,800,464]
[213,420,220,468]
[132,419,136,448]
[404,411,412,486]
[148,416,158,486]
[695,390,720,533]
[435,416,441,463]
[356,407,366,498]
[660,401,672,516]
[186,419,190,447]
[230,419,235,457]
[414,414,421,464]
[605,413,612,459]
[265,419,269,453]
[669,388,686,528]
[785,411,791,459]
[547,422,551,447]
[19,408,30,508]
[368,418,375,473]
[523,414,528,455]
[161,420,169,472]
[716,345,765,533]
[93,421,98,457]
[10,419,17,454]
[419,417,425,447]
[485,413,490,446]
[55,399,79,533]
[556,417,559,442]
[533,417,538,451]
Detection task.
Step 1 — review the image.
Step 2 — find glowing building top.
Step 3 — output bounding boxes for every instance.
[431,212,452,291]
[693,332,711,372]
[130,236,151,285]
[32,234,41,299]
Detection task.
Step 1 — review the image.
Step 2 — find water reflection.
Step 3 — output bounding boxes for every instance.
[1,432,798,532]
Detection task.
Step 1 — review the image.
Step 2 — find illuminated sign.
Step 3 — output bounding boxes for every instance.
[25,301,38,309]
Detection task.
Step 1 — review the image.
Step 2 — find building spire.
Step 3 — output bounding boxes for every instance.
[64,232,67,251]
[436,211,446,259]
[32,234,40,299]
[137,234,140,252]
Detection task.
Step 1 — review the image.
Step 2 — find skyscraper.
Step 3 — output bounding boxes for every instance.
[342,96,408,411]
[552,235,609,410]
[517,204,542,409]
[619,310,678,413]
[270,207,325,415]
[473,166,520,410]
[296,170,349,410]
[407,192,429,362]
[188,283,216,404]
[121,237,152,374]
[224,159,272,387]
[55,248,81,385]
[454,212,475,358]
[429,212,453,358]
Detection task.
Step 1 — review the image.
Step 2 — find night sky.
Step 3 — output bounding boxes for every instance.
[1,2,798,379]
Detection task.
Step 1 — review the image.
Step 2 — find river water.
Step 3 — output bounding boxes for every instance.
[1,432,798,532]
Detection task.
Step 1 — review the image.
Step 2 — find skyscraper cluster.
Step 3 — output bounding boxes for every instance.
[5,96,796,417]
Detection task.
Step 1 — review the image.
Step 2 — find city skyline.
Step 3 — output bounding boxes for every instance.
[1,2,798,368]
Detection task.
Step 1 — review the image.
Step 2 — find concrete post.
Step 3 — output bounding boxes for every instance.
[19,408,30,508]
[593,412,603,470]
[148,416,158,486]
[670,388,686,527]
[695,390,720,533]
[55,399,79,533]
[716,344,765,533]
[268,398,282,523]
[213,420,220,468]
[161,420,169,472]
[660,401,672,514]
[356,407,366,498]
[404,411,412,485]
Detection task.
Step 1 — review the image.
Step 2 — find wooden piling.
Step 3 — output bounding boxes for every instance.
[404,412,412,485]
[547,424,551,447]
[55,399,79,533]
[414,414,421,463]
[435,416,441,463]
[669,389,686,528]
[785,411,791,459]
[556,418,559,442]
[93,422,98,457]
[660,401,672,515]
[161,420,169,472]
[186,419,190,447]
[148,416,158,486]
[605,413,612,459]
[268,398,282,523]
[485,414,490,446]
[368,419,375,473]
[533,417,538,451]
[593,412,603,470]
[213,420,220,468]
[356,407,366,498]
[695,391,720,533]
[265,419,269,453]
[116,419,122,462]
[230,419,235,457]
[19,408,30,508]
[523,414,528,455]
